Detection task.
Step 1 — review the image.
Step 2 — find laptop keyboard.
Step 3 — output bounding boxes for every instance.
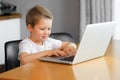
[60,56,74,61]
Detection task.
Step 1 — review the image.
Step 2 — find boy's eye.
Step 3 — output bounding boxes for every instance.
[48,28,51,30]
[40,28,45,30]
[40,28,51,30]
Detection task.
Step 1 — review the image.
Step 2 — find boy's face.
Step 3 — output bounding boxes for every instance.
[28,18,53,43]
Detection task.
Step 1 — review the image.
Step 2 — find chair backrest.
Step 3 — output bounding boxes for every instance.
[50,32,75,42]
[4,40,22,71]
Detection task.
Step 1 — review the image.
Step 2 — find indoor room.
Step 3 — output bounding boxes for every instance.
[0,0,120,80]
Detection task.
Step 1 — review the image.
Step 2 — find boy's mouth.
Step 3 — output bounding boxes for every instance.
[42,36,48,39]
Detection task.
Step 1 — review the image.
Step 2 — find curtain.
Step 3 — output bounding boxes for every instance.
[79,0,112,39]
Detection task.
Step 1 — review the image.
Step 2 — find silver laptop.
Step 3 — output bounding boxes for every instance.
[40,22,116,65]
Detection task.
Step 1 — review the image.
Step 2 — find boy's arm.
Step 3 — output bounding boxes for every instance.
[19,52,47,65]
[61,42,77,50]
[19,49,66,65]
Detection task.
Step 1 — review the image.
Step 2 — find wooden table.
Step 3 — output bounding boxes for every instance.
[0,40,120,80]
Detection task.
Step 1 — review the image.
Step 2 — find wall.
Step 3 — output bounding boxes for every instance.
[0,18,20,64]
[3,0,80,43]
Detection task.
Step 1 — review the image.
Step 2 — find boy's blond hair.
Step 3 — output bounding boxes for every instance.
[26,5,53,27]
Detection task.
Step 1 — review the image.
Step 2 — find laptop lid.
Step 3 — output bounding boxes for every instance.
[72,21,116,64]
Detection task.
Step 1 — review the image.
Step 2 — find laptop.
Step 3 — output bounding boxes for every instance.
[40,22,116,65]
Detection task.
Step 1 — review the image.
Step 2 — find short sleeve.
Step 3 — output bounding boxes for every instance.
[19,41,31,55]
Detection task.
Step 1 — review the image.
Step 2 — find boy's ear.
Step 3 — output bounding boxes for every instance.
[27,24,33,32]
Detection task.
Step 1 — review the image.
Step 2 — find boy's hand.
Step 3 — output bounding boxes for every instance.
[46,49,66,57]
[63,43,77,56]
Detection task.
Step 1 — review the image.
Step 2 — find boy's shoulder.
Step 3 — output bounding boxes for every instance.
[20,38,31,44]
[21,38,29,42]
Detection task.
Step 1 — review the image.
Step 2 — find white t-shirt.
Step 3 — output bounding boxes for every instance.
[19,38,62,56]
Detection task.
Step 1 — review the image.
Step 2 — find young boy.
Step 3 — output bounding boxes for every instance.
[19,5,76,65]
